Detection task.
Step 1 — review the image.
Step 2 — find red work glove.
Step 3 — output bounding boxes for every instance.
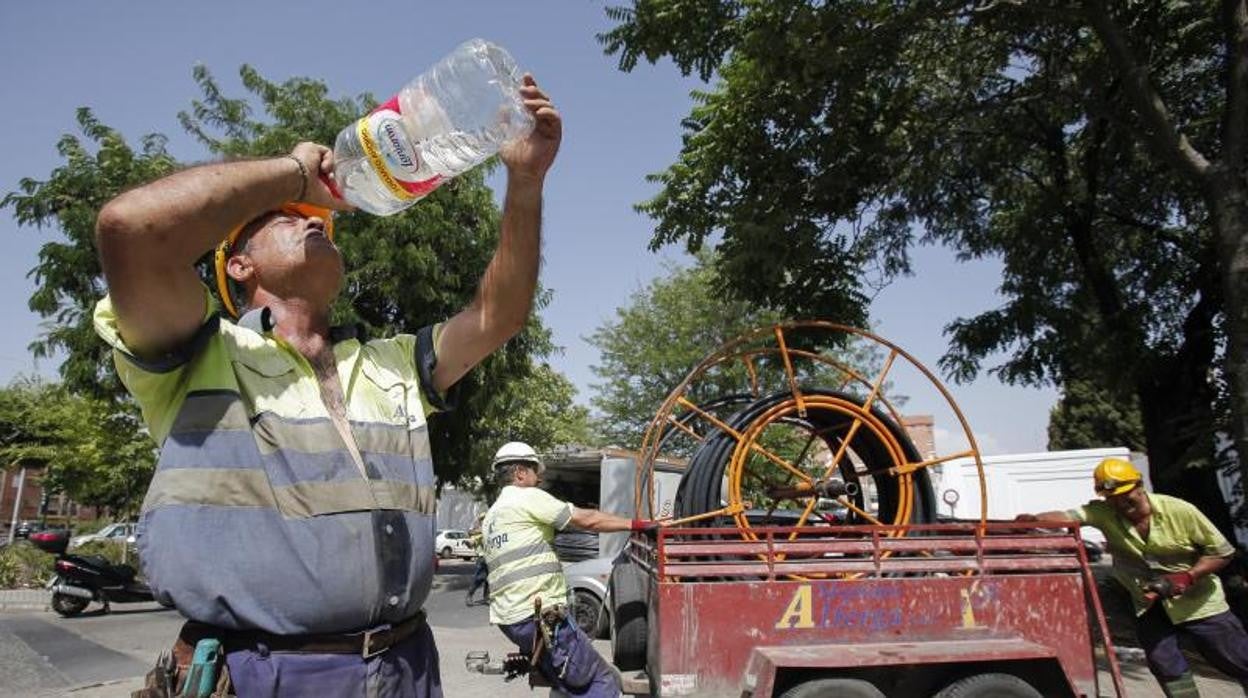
[630,519,660,536]
[1145,571,1195,599]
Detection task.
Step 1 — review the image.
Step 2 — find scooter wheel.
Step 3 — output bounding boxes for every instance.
[51,592,89,617]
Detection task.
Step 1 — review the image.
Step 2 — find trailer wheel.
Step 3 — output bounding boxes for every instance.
[609,557,647,671]
[779,678,884,698]
[934,673,1043,698]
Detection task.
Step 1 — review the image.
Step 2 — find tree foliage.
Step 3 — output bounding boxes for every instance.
[2,65,580,484]
[0,378,154,514]
[1048,378,1146,452]
[2,112,177,398]
[587,252,888,452]
[600,0,1248,531]
[588,254,785,448]
[463,362,595,497]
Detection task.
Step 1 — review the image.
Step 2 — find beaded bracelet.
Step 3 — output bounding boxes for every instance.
[285,155,308,202]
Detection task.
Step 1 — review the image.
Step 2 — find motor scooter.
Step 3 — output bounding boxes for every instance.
[29,530,154,616]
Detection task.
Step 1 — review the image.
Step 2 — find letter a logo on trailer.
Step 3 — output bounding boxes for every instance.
[775,585,815,629]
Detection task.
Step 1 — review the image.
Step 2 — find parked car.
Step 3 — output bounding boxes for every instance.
[434,529,476,559]
[564,555,612,639]
[70,522,136,549]
[15,520,49,539]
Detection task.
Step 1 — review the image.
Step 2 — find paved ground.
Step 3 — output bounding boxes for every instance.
[0,559,1244,696]
[0,561,581,698]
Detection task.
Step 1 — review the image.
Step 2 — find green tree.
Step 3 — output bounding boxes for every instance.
[0,379,154,514]
[466,362,595,497]
[586,252,887,452]
[2,65,559,483]
[599,0,1245,531]
[587,254,785,449]
[1047,378,1146,452]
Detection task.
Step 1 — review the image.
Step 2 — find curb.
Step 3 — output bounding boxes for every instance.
[0,602,49,611]
[0,588,51,611]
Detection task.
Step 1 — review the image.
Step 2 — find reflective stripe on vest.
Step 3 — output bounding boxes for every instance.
[488,542,557,569]
[142,391,434,517]
[489,561,564,593]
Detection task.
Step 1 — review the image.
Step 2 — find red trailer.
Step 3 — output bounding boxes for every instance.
[609,522,1127,697]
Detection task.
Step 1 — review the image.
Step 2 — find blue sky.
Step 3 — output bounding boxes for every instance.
[0,0,1057,455]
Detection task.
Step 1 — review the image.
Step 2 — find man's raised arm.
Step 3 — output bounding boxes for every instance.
[432,75,561,393]
[94,143,344,358]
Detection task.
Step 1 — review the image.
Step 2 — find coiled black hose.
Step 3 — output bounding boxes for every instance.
[673,388,936,526]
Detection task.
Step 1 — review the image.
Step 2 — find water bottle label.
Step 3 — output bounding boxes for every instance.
[357,96,443,201]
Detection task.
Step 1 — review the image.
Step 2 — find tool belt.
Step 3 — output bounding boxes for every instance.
[525,601,595,691]
[132,611,427,698]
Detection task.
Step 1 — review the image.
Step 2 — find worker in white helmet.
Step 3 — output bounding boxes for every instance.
[481,441,655,697]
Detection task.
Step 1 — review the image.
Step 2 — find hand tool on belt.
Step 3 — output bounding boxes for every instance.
[528,597,571,682]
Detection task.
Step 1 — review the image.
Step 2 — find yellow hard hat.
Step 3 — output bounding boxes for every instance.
[213,202,334,317]
[1093,457,1142,497]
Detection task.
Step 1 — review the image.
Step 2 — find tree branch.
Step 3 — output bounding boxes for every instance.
[1081,0,1213,184]
[1064,114,1137,347]
[1103,210,1198,254]
[1225,0,1248,168]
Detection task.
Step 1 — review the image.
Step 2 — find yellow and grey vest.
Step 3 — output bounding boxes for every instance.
[482,485,573,625]
[94,293,448,634]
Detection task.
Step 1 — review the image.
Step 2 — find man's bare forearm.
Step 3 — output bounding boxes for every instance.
[480,177,542,337]
[95,155,303,357]
[97,157,302,267]
[429,177,542,392]
[569,507,633,533]
[1015,511,1078,523]
[1188,555,1230,582]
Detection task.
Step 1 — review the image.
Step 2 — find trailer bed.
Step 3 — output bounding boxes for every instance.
[616,522,1124,697]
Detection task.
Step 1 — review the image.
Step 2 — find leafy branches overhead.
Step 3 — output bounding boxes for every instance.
[2,111,177,398]
[599,0,1223,388]
[599,0,1237,478]
[600,0,1248,539]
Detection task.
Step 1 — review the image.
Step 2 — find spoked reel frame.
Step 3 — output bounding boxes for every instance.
[635,321,988,542]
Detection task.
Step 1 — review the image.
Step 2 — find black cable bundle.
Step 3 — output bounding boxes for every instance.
[672,389,936,527]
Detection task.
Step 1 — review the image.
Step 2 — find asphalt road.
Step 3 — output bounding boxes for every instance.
[0,560,507,698]
[1,559,1244,697]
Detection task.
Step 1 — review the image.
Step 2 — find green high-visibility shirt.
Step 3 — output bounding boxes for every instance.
[482,485,573,625]
[1068,493,1235,624]
[93,286,451,633]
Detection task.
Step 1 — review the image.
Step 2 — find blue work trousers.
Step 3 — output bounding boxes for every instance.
[224,620,442,698]
[1136,604,1248,688]
[467,559,489,600]
[499,615,620,697]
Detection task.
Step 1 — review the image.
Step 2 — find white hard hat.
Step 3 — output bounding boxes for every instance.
[492,441,544,474]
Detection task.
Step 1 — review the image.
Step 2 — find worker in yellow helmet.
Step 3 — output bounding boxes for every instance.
[1017,458,1248,696]
[92,73,563,696]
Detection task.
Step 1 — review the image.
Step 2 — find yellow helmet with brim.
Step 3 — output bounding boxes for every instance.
[213,202,334,317]
[1093,457,1142,497]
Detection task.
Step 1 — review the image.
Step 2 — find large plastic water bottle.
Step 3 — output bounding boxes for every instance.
[331,39,535,216]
